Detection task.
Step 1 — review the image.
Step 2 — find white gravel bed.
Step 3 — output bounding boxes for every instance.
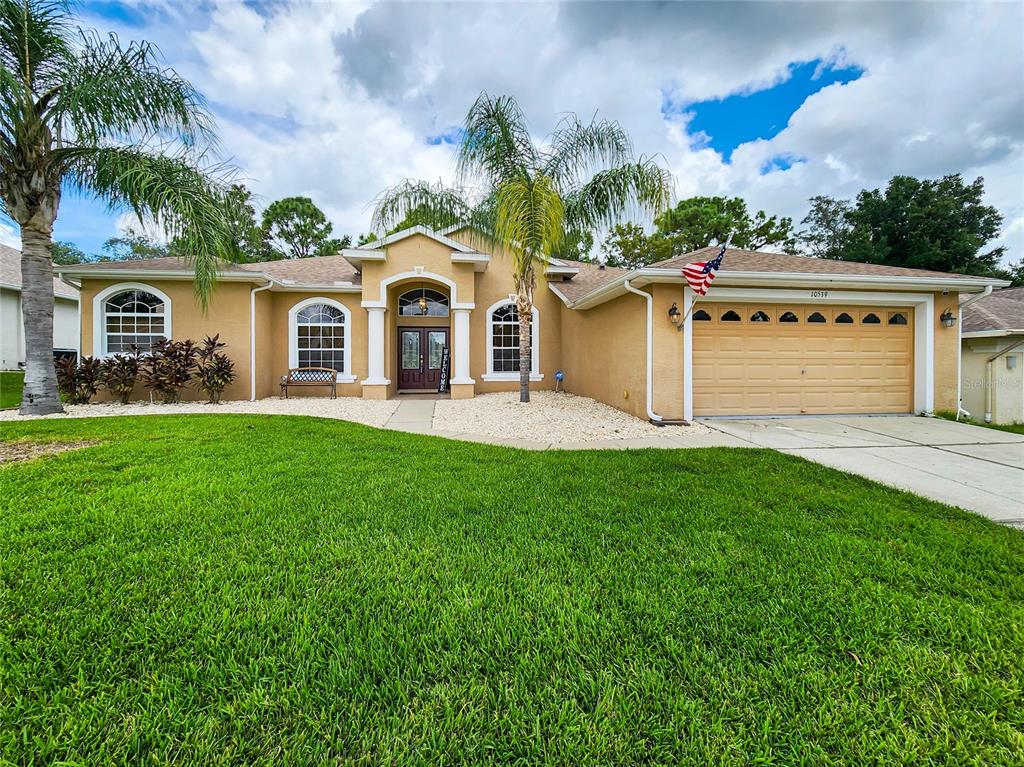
[433,391,711,443]
[0,397,400,428]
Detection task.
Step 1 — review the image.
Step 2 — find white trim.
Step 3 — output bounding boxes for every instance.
[962,329,1024,338]
[250,280,275,400]
[350,225,477,253]
[687,286,936,414]
[451,307,475,385]
[682,287,693,422]
[92,282,172,358]
[362,306,390,386]
[58,267,263,283]
[287,297,356,383]
[482,298,543,381]
[362,269,474,310]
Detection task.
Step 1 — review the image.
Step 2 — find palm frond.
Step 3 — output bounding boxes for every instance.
[494,174,564,285]
[45,31,215,150]
[543,113,634,191]
[66,145,235,307]
[0,0,73,93]
[455,92,537,188]
[370,179,473,236]
[563,158,673,233]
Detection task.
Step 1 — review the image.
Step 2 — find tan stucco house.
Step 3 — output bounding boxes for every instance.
[54,225,1007,421]
[961,287,1024,425]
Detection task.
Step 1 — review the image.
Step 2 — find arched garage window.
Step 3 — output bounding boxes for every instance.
[483,300,542,382]
[94,283,170,355]
[288,298,355,382]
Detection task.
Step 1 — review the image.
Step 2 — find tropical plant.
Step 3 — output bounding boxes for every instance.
[0,0,234,415]
[194,334,235,403]
[372,93,672,401]
[142,339,197,404]
[54,355,101,404]
[260,196,349,260]
[100,349,141,404]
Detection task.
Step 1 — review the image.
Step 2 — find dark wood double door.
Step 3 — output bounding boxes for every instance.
[398,327,448,390]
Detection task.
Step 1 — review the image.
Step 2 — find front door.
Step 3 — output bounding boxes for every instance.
[398,328,449,390]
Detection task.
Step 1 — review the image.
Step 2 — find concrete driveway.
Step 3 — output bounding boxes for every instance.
[702,416,1024,525]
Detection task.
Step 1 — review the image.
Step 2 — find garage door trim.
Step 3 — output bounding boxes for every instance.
[682,288,935,421]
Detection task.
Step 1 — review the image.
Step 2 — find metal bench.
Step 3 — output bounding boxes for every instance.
[280,367,337,399]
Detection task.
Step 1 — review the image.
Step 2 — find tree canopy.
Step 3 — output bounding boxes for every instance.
[800,175,1012,278]
[260,196,349,260]
[649,196,798,259]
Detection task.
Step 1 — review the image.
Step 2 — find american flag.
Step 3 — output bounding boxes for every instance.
[681,245,726,296]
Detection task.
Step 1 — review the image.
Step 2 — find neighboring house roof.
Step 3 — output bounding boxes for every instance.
[962,287,1024,335]
[0,244,79,300]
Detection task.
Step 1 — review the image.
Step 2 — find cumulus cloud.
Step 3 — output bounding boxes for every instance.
[75,0,1023,264]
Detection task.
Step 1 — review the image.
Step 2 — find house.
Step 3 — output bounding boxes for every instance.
[961,287,1024,424]
[1,244,79,370]
[54,225,1007,420]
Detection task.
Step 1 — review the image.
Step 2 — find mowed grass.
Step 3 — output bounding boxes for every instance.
[1,415,1022,766]
[0,370,22,409]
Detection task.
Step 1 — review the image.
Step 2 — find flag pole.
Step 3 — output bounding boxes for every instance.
[677,240,727,327]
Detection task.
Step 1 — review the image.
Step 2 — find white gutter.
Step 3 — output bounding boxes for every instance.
[249,278,277,401]
[622,279,662,423]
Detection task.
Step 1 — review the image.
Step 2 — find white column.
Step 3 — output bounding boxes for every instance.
[451,308,474,385]
[682,288,694,422]
[362,306,389,385]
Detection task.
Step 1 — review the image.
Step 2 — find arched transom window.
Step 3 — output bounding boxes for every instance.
[103,288,166,353]
[398,287,449,316]
[289,300,353,380]
[483,301,542,381]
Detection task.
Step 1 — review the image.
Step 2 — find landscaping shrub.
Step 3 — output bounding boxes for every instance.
[142,339,197,403]
[194,335,236,403]
[54,356,102,404]
[100,350,141,404]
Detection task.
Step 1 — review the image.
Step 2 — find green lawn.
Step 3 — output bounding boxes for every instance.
[935,409,1024,436]
[0,370,22,409]
[1,415,1022,766]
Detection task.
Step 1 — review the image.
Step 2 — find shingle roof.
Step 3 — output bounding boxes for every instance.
[55,254,361,287]
[0,244,79,299]
[548,259,628,302]
[962,287,1024,333]
[649,246,997,282]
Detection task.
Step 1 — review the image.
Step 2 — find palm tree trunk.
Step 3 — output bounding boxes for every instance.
[517,294,532,403]
[19,226,64,415]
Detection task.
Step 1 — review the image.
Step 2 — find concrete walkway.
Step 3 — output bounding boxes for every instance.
[384,404,1022,524]
[704,416,1024,525]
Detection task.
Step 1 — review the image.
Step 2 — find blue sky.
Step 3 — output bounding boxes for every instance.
[1,1,1020,263]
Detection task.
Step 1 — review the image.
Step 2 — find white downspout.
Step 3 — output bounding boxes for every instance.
[957,285,993,420]
[250,279,276,401]
[623,279,663,423]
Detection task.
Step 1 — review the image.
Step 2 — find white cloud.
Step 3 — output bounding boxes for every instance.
[77,0,1024,264]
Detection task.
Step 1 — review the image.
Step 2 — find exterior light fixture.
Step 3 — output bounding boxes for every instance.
[668,302,682,326]
[417,294,429,315]
[940,310,957,328]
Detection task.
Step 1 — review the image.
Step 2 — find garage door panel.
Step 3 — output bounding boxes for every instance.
[693,303,913,416]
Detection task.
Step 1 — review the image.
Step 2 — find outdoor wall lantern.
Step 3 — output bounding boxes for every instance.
[417,294,429,315]
[668,302,682,326]
[940,309,958,328]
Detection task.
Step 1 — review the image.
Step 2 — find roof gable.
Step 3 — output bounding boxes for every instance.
[0,244,79,300]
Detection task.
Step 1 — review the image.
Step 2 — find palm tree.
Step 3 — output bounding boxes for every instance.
[373,93,672,402]
[0,0,234,415]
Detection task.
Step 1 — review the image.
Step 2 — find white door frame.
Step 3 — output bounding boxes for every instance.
[683,287,934,420]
